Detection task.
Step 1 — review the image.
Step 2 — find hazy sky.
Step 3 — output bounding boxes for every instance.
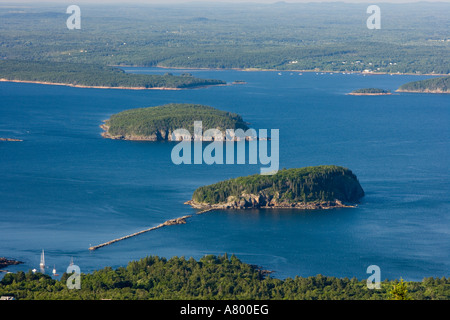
[1,0,449,3]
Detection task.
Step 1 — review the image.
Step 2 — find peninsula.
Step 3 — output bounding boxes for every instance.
[397,76,450,94]
[0,60,225,90]
[348,88,391,96]
[101,103,249,141]
[0,258,23,270]
[186,165,365,211]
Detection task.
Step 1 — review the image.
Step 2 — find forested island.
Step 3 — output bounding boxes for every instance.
[0,60,225,90]
[186,166,365,210]
[397,76,450,94]
[101,103,249,141]
[349,88,391,96]
[0,255,448,300]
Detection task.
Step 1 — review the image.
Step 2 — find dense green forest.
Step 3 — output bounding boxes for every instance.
[192,166,365,206]
[397,76,450,93]
[103,103,248,140]
[0,255,448,300]
[0,60,225,89]
[0,3,448,74]
[350,88,390,94]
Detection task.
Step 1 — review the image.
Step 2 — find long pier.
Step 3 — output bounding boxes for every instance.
[196,207,216,214]
[88,215,192,251]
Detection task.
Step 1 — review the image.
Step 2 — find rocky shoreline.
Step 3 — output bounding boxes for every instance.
[100,122,267,142]
[0,257,23,270]
[185,196,356,212]
[396,89,450,94]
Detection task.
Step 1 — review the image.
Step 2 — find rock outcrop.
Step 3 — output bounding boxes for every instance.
[0,258,23,269]
[101,122,264,141]
[186,194,356,211]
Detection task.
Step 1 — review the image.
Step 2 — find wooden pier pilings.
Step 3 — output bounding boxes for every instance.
[88,215,192,251]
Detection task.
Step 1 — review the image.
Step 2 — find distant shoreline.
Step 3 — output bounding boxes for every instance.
[1,70,446,93]
[0,78,183,90]
[122,64,449,77]
[0,78,229,91]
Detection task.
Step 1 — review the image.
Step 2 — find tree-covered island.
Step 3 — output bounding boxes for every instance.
[0,60,225,90]
[348,88,391,95]
[397,76,450,94]
[186,165,365,210]
[101,103,250,141]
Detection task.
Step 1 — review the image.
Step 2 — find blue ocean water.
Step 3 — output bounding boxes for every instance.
[0,68,449,281]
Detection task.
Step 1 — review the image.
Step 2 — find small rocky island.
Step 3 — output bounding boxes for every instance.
[397,76,449,94]
[0,138,23,142]
[186,165,365,211]
[101,103,250,141]
[0,257,23,270]
[348,88,391,95]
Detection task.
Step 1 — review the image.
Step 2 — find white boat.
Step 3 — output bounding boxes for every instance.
[39,250,45,269]
[52,265,59,276]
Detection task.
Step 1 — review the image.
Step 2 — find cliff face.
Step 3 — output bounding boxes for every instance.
[101,123,171,141]
[101,123,260,141]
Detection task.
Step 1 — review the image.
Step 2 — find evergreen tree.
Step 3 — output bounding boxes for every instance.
[389,279,412,300]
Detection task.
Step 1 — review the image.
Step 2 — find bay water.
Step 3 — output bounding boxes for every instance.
[0,68,448,281]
